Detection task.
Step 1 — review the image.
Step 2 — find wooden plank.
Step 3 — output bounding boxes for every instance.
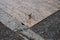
[0,0,60,27]
[30,10,60,40]
[0,9,44,40]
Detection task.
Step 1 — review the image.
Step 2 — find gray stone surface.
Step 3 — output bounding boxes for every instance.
[0,22,24,40]
[30,10,60,40]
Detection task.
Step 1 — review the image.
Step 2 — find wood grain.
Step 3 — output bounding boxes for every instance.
[0,0,60,27]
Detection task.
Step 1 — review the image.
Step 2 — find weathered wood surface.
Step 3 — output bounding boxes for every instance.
[30,10,60,40]
[0,9,44,40]
[0,0,60,27]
